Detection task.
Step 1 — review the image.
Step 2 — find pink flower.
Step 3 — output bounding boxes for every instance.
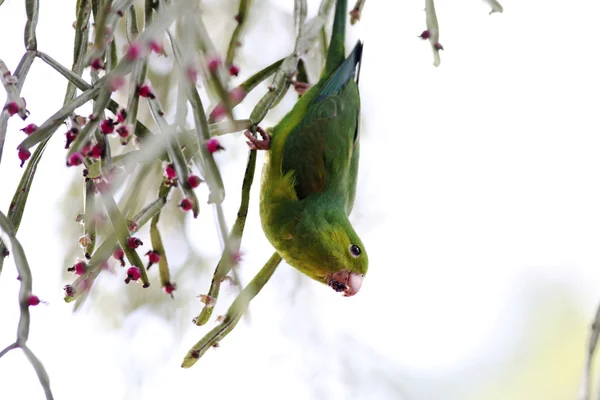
[206,138,224,154]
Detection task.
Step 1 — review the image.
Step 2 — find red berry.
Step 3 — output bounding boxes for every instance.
[229,65,240,77]
[100,118,115,134]
[21,123,37,135]
[179,198,193,212]
[18,148,30,167]
[165,163,176,179]
[187,175,202,188]
[28,295,41,306]
[206,138,224,154]
[125,266,141,283]
[137,85,155,99]
[127,237,143,249]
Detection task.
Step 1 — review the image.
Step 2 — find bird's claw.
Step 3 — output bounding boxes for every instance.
[244,126,270,151]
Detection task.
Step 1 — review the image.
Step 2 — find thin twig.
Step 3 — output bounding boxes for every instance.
[0,212,54,399]
[226,0,251,66]
[0,52,35,165]
[579,304,600,400]
[349,0,366,24]
[425,0,442,67]
[182,252,282,368]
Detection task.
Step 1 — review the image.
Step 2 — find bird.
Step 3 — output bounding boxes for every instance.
[245,0,367,296]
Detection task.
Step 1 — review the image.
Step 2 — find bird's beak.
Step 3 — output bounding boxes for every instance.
[327,270,364,297]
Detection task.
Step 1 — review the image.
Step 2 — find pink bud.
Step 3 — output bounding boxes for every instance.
[28,295,41,306]
[68,261,87,275]
[116,125,129,137]
[21,123,37,135]
[117,109,127,123]
[68,152,84,167]
[4,102,19,116]
[126,43,141,61]
[137,85,155,99]
[187,175,202,188]
[90,58,105,70]
[100,118,115,134]
[125,266,141,283]
[187,67,198,83]
[109,75,125,92]
[230,87,246,103]
[179,198,193,212]
[232,250,243,264]
[164,282,176,298]
[146,250,160,269]
[206,138,224,154]
[127,237,143,249]
[149,40,163,54]
[434,42,444,51]
[208,57,221,73]
[165,163,176,179]
[18,148,30,167]
[113,247,125,267]
[90,144,103,159]
[65,129,77,149]
[64,284,76,297]
[229,65,240,77]
[419,30,431,40]
[127,220,137,232]
[210,104,226,122]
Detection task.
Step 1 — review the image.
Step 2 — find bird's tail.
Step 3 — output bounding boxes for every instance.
[324,0,348,77]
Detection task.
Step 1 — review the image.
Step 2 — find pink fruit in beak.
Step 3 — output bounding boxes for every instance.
[327,270,364,297]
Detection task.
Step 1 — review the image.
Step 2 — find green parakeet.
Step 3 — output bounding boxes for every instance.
[246,0,367,296]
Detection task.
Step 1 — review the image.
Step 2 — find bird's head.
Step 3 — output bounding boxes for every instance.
[293,208,368,297]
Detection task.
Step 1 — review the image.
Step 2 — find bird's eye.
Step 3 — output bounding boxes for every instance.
[349,244,361,257]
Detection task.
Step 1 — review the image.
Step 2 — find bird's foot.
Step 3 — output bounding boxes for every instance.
[244,126,270,151]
